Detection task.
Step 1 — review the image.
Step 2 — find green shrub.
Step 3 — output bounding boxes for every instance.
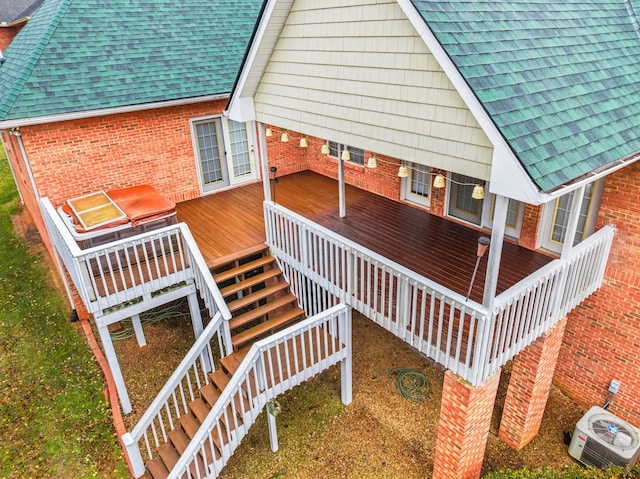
[485,464,640,479]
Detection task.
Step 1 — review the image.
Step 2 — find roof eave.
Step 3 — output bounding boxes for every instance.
[0,94,230,129]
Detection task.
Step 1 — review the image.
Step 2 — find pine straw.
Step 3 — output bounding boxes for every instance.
[111,309,584,478]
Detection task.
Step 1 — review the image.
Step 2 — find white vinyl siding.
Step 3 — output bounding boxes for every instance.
[253,0,493,181]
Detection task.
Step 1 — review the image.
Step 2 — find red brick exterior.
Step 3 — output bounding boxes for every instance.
[433,370,501,479]
[499,318,568,449]
[554,164,640,427]
[0,25,23,51]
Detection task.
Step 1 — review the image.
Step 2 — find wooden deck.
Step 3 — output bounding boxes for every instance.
[175,171,552,303]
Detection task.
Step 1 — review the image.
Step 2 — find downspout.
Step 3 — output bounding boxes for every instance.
[258,122,272,202]
[0,130,24,203]
[11,129,76,314]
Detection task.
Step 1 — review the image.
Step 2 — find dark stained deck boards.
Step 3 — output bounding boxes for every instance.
[176,171,553,303]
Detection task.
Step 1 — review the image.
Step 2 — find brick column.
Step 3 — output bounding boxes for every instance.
[433,370,501,479]
[499,318,567,449]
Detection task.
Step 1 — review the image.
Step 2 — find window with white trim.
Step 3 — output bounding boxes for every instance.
[539,180,604,254]
[401,163,432,207]
[327,141,364,166]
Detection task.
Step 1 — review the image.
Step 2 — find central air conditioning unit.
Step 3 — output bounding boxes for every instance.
[569,406,640,469]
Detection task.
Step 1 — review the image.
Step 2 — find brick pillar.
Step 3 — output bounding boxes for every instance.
[499,318,567,449]
[433,370,501,479]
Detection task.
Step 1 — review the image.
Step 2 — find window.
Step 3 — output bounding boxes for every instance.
[484,195,525,239]
[402,163,432,207]
[539,180,604,254]
[447,173,483,225]
[327,141,364,165]
[192,117,256,193]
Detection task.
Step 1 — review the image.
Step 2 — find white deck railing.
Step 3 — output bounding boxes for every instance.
[41,198,230,327]
[478,225,615,382]
[264,202,614,386]
[121,310,228,477]
[164,304,352,479]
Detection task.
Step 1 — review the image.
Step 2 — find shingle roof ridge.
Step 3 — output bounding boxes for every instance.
[0,0,71,121]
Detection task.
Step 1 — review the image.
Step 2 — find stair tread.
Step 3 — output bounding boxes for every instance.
[208,244,270,271]
[208,369,251,417]
[157,442,180,471]
[229,293,298,330]
[146,456,169,479]
[220,347,250,376]
[168,428,190,454]
[214,255,276,284]
[226,282,290,313]
[232,307,305,350]
[200,383,221,407]
[220,268,281,298]
[179,411,201,438]
[189,397,211,423]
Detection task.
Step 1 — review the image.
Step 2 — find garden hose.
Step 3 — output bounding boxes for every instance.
[373,367,432,403]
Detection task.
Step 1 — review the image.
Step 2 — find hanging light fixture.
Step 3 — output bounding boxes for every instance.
[281,132,289,142]
[341,149,351,161]
[433,174,445,189]
[299,137,308,148]
[367,156,377,168]
[321,144,330,155]
[265,128,273,137]
[472,184,485,200]
[397,165,409,178]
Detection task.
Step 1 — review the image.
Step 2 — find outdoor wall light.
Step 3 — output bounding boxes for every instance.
[321,144,330,155]
[397,165,409,178]
[280,132,289,143]
[341,149,351,161]
[367,156,377,168]
[265,127,273,137]
[433,174,445,188]
[299,137,308,148]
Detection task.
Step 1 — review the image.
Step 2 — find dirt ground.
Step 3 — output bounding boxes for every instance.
[112,305,584,479]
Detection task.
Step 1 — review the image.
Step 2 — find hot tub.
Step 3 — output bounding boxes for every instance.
[59,185,178,249]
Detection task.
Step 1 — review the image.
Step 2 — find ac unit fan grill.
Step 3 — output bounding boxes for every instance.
[582,436,631,468]
[591,419,636,449]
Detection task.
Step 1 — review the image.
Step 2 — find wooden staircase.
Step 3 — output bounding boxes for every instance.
[140,244,305,479]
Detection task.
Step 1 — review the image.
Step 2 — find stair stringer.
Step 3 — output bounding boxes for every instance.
[167,304,352,479]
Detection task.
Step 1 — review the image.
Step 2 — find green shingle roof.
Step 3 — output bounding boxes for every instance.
[0,0,262,122]
[411,0,640,191]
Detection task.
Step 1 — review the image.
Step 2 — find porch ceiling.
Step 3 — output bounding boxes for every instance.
[175,171,552,303]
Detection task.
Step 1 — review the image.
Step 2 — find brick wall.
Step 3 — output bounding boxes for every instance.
[554,164,640,426]
[21,99,228,209]
[433,371,501,479]
[0,25,22,51]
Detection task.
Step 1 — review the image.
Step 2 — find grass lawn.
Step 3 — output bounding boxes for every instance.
[0,148,129,478]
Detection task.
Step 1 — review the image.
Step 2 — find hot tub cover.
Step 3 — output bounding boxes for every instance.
[64,185,176,232]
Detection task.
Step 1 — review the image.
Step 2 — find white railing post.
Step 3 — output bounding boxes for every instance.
[340,306,353,405]
[121,433,146,478]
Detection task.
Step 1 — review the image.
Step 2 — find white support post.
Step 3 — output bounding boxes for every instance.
[97,325,132,413]
[267,406,279,452]
[340,307,353,405]
[131,314,146,347]
[338,156,346,218]
[258,122,272,202]
[121,432,146,478]
[483,195,508,311]
[187,291,204,338]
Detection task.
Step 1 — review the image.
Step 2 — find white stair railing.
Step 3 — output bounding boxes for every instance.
[167,303,352,479]
[121,311,228,478]
[264,202,614,386]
